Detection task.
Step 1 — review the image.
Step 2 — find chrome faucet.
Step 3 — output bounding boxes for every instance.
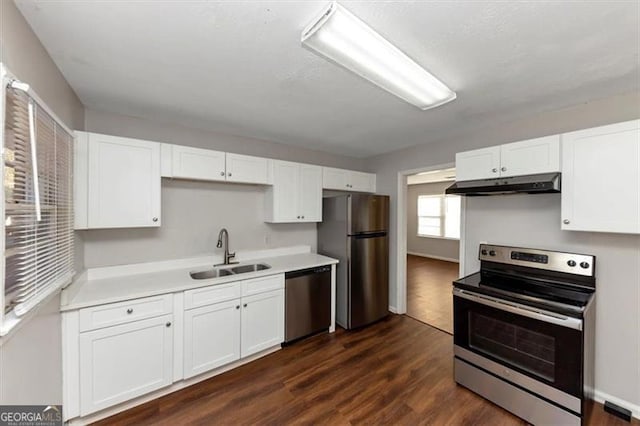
[216,228,237,265]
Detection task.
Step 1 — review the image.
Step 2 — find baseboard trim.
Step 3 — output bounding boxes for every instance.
[594,389,640,420]
[388,306,398,314]
[407,251,459,264]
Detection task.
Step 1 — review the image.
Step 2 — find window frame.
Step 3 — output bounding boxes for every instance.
[1,63,75,337]
[417,193,461,240]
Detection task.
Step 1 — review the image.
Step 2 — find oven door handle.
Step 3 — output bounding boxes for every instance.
[453,288,582,331]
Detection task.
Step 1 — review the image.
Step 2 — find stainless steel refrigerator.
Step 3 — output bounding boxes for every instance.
[318,194,389,329]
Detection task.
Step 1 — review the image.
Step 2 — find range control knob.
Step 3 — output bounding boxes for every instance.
[481,249,488,256]
[580,262,590,269]
[489,250,496,256]
[567,260,576,267]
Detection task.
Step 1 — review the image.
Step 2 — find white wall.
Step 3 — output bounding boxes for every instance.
[367,90,640,412]
[81,109,365,268]
[0,0,85,405]
[407,181,459,262]
[83,179,317,268]
[464,194,640,414]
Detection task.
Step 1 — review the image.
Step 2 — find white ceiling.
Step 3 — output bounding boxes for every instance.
[16,1,640,158]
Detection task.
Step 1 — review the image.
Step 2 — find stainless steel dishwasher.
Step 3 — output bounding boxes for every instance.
[284,265,331,344]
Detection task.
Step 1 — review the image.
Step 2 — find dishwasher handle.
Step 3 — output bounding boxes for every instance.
[285,265,332,279]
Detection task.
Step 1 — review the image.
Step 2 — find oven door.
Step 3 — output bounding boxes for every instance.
[454,288,583,399]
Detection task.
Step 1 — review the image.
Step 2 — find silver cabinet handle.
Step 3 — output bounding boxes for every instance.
[126,308,133,314]
[220,171,225,176]
[301,215,305,219]
[492,168,498,173]
[236,305,240,310]
[297,216,301,219]
[166,322,171,327]
[563,219,570,225]
[152,217,158,222]
[228,172,232,177]
[501,166,507,172]
[243,303,248,308]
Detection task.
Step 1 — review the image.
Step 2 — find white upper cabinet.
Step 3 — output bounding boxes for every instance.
[161,144,269,185]
[322,167,376,192]
[561,120,640,234]
[500,135,561,177]
[350,171,376,192]
[76,132,161,229]
[169,145,226,181]
[455,146,501,181]
[225,153,269,184]
[455,136,560,181]
[265,161,322,223]
[299,164,323,222]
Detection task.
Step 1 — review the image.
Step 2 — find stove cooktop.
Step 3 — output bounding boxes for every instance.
[453,271,594,316]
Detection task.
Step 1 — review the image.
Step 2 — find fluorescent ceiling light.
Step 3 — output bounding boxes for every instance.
[417,168,456,176]
[301,2,456,110]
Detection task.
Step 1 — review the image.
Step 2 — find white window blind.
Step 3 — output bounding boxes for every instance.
[417,194,461,239]
[3,84,74,317]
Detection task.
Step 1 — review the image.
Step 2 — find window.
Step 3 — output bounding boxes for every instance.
[2,72,74,332]
[417,194,460,239]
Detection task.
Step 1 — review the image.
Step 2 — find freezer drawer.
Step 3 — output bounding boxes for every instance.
[348,233,389,328]
[284,266,331,343]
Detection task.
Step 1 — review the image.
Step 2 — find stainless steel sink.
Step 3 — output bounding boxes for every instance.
[190,268,234,280]
[231,263,271,274]
[189,263,271,280]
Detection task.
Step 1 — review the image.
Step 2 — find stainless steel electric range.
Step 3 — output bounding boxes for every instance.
[453,244,596,425]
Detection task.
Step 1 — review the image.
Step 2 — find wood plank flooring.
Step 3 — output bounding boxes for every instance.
[406,255,459,334]
[94,315,634,426]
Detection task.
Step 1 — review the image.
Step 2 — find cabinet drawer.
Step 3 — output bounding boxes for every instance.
[79,295,173,332]
[242,274,284,297]
[184,282,242,310]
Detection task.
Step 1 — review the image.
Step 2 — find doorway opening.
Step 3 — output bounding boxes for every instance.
[404,167,460,334]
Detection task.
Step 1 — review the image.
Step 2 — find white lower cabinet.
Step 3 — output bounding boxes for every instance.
[183,299,241,379]
[241,289,285,357]
[79,315,174,416]
[182,274,284,378]
[67,274,285,421]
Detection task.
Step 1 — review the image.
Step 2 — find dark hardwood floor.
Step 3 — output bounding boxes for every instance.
[95,315,634,426]
[406,255,459,334]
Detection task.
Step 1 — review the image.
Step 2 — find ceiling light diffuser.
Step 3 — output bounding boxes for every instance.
[301,2,456,110]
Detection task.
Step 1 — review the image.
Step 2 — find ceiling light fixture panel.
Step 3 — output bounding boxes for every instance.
[301,2,456,110]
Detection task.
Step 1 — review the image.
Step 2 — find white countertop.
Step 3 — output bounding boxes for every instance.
[61,249,338,311]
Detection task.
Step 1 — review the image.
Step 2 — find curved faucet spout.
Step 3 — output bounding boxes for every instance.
[216,228,236,265]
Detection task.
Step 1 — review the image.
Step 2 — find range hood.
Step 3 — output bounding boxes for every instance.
[445,172,561,196]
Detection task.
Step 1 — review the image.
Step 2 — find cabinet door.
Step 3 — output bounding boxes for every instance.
[267,161,299,222]
[455,146,501,181]
[183,300,241,379]
[241,289,284,358]
[322,167,349,190]
[350,171,376,193]
[79,315,173,415]
[562,120,640,234]
[298,164,323,222]
[87,133,161,228]
[225,153,269,184]
[500,135,560,177]
[171,145,226,181]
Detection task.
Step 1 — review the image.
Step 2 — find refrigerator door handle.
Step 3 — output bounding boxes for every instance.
[351,231,387,239]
